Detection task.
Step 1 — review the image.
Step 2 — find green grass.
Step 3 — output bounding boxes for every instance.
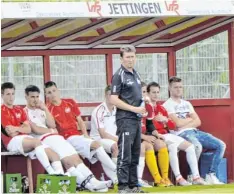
[79,184,234,193]
[141,184,234,193]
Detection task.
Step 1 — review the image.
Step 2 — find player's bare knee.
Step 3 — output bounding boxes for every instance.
[31,138,42,148]
[45,148,60,162]
[62,157,75,170]
[73,154,83,164]
[111,143,118,156]
[145,142,154,151]
[91,141,101,149]
[154,139,167,151]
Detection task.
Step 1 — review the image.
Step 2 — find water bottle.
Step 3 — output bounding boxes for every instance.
[137,99,145,118]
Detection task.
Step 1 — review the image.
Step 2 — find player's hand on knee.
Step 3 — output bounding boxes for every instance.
[145,135,157,144]
[157,134,165,141]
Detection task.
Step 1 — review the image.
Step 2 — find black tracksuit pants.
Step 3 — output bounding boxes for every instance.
[116,118,141,189]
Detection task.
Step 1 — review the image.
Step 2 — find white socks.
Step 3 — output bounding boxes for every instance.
[137,157,145,180]
[35,145,54,174]
[185,145,200,179]
[67,166,86,185]
[95,146,117,183]
[51,161,64,174]
[101,163,118,183]
[168,144,200,180]
[95,147,116,171]
[168,143,181,178]
[67,164,97,190]
[76,163,93,177]
[75,163,108,190]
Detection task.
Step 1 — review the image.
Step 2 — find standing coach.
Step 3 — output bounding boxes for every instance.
[110,45,146,193]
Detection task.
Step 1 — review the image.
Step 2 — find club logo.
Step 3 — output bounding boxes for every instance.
[65,107,71,113]
[15,113,21,118]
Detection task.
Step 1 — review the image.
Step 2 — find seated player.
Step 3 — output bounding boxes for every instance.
[141,82,172,187]
[24,85,110,192]
[44,81,117,185]
[91,85,170,187]
[163,76,226,184]
[90,86,118,164]
[146,82,207,186]
[1,82,61,175]
[91,85,152,187]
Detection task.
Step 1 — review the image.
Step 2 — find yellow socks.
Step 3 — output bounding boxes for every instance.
[157,147,169,179]
[145,150,162,183]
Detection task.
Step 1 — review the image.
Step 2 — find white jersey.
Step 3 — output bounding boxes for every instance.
[90,102,117,140]
[163,98,195,135]
[24,107,77,160]
[24,107,51,140]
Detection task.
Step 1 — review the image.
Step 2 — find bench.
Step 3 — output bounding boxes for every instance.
[0,115,177,191]
[0,116,91,193]
[1,152,34,193]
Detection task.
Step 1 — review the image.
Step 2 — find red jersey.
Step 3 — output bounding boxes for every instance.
[47,99,82,139]
[1,104,28,147]
[146,103,176,134]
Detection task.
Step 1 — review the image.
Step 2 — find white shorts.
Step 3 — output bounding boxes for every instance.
[67,135,97,164]
[163,133,185,147]
[98,139,116,153]
[42,134,77,160]
[7,135,47,159]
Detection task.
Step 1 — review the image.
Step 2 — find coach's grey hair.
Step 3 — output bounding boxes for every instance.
[120,45,136,57]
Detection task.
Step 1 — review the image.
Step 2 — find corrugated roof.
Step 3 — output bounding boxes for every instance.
[1,16,234,50]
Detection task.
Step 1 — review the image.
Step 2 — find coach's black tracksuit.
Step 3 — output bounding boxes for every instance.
[111,65,142,189]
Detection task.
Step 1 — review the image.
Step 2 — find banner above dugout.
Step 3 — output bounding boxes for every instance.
[1,0,234,19]
[1,0,234,50]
